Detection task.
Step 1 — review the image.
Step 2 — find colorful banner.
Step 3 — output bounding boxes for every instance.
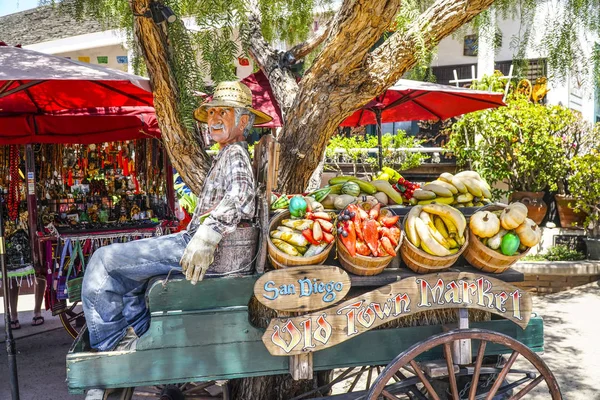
[97,56,109,64]
[116,56,128,64]
[78,56,90,63]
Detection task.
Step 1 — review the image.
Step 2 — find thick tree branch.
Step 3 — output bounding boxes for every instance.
[131,0,211,195]
[363,0,497,92]
[244,12,299,122]
[286,18,333,61]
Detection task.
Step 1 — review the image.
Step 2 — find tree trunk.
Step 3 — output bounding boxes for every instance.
[131,0,210,195]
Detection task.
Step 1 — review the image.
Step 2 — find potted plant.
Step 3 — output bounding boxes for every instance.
[554,120,600,228]
[445,95,576,224]
[567,150,600,259]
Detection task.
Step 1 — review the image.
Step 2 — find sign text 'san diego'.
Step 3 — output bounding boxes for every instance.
[262,272,532,356]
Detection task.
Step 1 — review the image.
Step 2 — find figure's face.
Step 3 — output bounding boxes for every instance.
[206,106,249,146]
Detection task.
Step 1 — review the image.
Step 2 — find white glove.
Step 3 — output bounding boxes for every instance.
[180,225,222,285]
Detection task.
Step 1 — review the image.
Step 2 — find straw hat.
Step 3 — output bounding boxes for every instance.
[193,81,273,126]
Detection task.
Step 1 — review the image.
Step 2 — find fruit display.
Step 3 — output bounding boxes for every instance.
[269,198,335,257]
[409,170,493,207]
[469,202,542,256]
[404,204,467,256]
[336,203,401,258]
[321,175,404,209]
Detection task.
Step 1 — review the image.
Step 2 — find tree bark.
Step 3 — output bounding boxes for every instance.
[131,0,211,195]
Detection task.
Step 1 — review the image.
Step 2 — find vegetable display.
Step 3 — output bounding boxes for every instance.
[337,203,401,258]
[469,202,541,256]
[409,170,493,207]
[270,199,334,257]
[404,204,467,256]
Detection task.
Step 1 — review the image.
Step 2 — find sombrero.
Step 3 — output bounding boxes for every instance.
[193,81,273,126]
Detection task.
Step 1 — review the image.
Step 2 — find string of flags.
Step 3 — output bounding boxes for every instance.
[64,55,129,64]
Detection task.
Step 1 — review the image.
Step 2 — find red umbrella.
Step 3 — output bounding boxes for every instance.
[341,79,506,169]
[241,71,283,128]
[0,43,159,144]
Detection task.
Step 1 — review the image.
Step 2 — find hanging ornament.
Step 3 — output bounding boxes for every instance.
[8,145,21,221]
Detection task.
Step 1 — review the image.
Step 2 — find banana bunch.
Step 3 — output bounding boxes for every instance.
[410,170,493,207]
[404,204,467,257]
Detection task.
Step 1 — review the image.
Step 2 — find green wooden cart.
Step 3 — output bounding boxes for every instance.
[66,137,561,399]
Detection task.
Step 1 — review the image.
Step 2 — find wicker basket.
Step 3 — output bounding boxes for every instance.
[400,213,468,274]
[336,229,402,276]
[464,204,530,273]
[267,210,334,269]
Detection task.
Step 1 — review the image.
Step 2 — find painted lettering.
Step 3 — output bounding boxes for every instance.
[510,290,523,320]
[357,306,376,328]
[393,293,411,315]
[417,278,445,306]
[314,314,332,344]
[477,277,495,309]
[301,319,315,350]
[372,301,393,319]
[298,278,312,298]
[444,281,461,304]
[271,320,302,353]
[495,291,508,313]
[263,281,278,300]
[460,280,478,304]
[337,301,363,335]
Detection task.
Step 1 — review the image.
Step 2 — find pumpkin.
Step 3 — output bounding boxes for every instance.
[515,218,542,247]
[500,202,528,230]
[500,232,521,256]
[469,211,500,238]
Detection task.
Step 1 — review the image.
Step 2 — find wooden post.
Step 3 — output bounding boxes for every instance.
[452,308,472,365]
[25,144,39,268]
[278,310,313,380]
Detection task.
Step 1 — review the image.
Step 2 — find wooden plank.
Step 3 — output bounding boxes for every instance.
[146,275,257,312]
[254,266,351,312]
[263,272,532,356]
[66,316,543,393]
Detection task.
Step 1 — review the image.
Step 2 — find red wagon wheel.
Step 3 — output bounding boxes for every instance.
[367,328,561,400]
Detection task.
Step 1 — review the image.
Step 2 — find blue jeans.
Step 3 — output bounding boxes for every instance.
[82,233,189,351]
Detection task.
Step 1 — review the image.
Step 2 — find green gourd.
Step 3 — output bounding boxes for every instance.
[500,232,520,256]
[289,196,307,218]
[341,181,361,197]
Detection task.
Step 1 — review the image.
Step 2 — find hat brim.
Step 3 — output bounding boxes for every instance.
[193,100,273,126]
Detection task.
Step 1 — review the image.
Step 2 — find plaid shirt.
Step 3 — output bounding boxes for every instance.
[187,142,255,236]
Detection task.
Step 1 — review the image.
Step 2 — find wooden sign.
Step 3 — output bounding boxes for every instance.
[262,272,532,356]
[255,266,351,313]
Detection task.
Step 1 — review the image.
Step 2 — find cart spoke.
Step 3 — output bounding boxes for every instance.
[509,375,544,400]
[408,360,440,400]
[366,366,374,390]
[485,351,520,400]
[348,366,369,393]
[469,340,487,400]
[443,343,459,400]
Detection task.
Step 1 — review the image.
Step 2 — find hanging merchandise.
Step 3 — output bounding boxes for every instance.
[8,144,21,221]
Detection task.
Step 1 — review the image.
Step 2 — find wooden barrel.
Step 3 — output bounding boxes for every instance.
[463,204,529,273]
[463,229,529,273]
[336,230,402,276]
[267,210,333,269]
[400,213,468,274]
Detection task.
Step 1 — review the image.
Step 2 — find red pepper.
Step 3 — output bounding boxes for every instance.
[379,215,400,228]
[302,229,320,246]
[355,240,371,256]
[368,203,381,220]
[363,219,379,256]
[316,218,334,233]
[340,221,356,257]
[380,236,397,257]
[322,231,334,244]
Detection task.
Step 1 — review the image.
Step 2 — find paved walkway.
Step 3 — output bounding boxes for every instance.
[1,283,599,399]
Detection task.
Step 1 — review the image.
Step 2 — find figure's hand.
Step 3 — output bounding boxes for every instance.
[180,225,222,284]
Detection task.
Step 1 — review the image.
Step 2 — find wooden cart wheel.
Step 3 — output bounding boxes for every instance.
[59,301,85,339]
[367,328,562,400]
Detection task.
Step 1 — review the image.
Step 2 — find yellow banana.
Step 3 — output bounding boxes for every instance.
[405,205,422,248]
[440,215,458,237]
[446,237,460,249]
[417,197,454,205]
[478,182,492,199]
[422,182,453,197]
[455,170,482,180]
[414,217,451,256]
[438,172,455,184]
[460,177,483,197]
[412,189,437,200]
[434,179,458,194]
[465,201,474,207]
[421,203,467,238]
[434,216,450,238]
[450,176,468,194]
[455,192,474,203]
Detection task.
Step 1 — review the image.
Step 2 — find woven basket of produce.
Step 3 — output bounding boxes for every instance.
[464,203,541,273]
[336,203,401,276]
[267,210,335,269]
[401,204,468,274]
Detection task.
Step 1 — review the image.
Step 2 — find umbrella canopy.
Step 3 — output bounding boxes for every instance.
[0,43,159,144]
[341,79,505,127]
[340,79,506,169]
[240,70,283,128]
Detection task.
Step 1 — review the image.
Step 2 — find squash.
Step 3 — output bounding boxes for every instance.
[341,181,361,197]
[500,202,528,230]
[320,194,338,209]
[500,232,520,256]
[373,192,389,205]
[469,211,500,238]
[487,228,507,250]
[515,218,542,247]
[334,194,356,210]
